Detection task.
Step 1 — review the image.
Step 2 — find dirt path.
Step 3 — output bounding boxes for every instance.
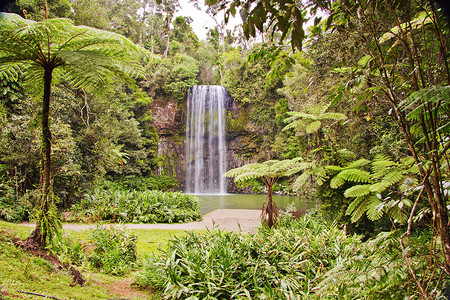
[20,209,262,233]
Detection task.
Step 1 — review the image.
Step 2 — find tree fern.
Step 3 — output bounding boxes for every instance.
[224,158,304,227]
[331,153,422,224]
[0,13,151,247]
[282,103,347,135]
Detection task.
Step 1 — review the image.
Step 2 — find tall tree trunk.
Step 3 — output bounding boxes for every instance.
[39,64,54,247]
[267,183,274,227]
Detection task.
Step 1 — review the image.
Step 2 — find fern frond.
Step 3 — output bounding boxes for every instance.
[330,175,346,189]
[344,184,372,198]
[346,196,368,222]
[305,120,322,134]
[292,172,310,190]
[336,149,356,162]
[366,196,384,221]
[325,165,343,174]
[338,169,371,183]
[235,172,264,182]
[281,120,304,132]
[285,111,318,120]
[320,112,347,121]
[371,154,396,178]
[345,158,371,169]
[315,166,328,186]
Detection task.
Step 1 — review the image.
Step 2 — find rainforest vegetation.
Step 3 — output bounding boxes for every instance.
[0,0,449,298]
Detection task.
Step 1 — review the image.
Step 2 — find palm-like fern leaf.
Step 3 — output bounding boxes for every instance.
[320,112,347,121]
[305,120,322,134]
[330,175,346,189]
[292,172,311,190]
[346,196,368,222]
[371,154,397,179]
[338,169,371,183]
[344,184,372,198]
[346,158,371,169]
[366,196,384,221]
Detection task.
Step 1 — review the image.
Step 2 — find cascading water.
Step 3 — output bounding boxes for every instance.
[185,85,228,194]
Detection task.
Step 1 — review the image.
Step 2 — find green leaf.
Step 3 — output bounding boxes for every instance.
[366,196,384,221]
[293,172,310,190]
[357,55,372,67]
[339,169,371,183]
[305,120,321,134]
[345,196,367,222]
[320,112,347,121]
[344,185,372,198]
[345,158,370,169]
[330,175,345,189]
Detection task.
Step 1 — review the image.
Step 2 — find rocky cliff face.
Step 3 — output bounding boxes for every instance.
[151,87,260,193]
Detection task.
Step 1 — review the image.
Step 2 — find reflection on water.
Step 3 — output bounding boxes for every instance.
[191,193,315,215]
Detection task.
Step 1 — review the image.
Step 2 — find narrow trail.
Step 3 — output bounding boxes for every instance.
[20,209,262,233]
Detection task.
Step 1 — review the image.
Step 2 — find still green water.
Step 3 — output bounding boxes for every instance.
[193,193,315,215]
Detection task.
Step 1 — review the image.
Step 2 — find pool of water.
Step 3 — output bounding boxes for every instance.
[192,193,315,215]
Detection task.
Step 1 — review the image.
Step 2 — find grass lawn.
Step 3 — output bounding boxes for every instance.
[0,221,189,300]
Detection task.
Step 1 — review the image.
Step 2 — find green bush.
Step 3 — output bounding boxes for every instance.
[0,183,32,222]
[69,189,201,223]
[106,175,180,192]
[52,225,137,276]
[88,225,137,275]
[134,212,448,299]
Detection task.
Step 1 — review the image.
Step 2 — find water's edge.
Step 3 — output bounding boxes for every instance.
[193,193,315,215]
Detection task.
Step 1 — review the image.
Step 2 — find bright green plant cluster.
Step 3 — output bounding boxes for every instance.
[68,189,201,223]
[104,175,179,192]
[52,225,137,276]
[88,225,137,275]
[134,211,447,299]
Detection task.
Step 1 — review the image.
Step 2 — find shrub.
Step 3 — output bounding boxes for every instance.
[104,175,180,192]
[0,183,32,222]
[52,225,137,276]
[69,189,201,223]
[88,225,137,275]
[134,212,449,299]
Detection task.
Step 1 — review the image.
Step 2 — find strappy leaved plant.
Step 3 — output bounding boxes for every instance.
[0,13,149,247]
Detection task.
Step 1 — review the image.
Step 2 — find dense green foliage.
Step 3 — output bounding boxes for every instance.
[135,211,447,299]
[0,223,141,299]
[53,225,138,276]
[1,0,449,297]
[69,189,201,223]
[105,175,179,192]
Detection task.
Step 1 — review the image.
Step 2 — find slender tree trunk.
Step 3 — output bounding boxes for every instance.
[38,64,53,247]
[163,30,170,58]
[42,65,52,205]
[267,183,274,228]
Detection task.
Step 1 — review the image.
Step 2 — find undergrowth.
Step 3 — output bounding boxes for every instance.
[68,189,201,223]
[52,225,137,276]
[0,225,141,299]
[134,211,449,299]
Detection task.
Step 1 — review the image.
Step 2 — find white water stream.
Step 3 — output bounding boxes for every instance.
[185,85,227,194]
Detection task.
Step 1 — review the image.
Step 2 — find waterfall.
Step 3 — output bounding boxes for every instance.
[185,85,228,194]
